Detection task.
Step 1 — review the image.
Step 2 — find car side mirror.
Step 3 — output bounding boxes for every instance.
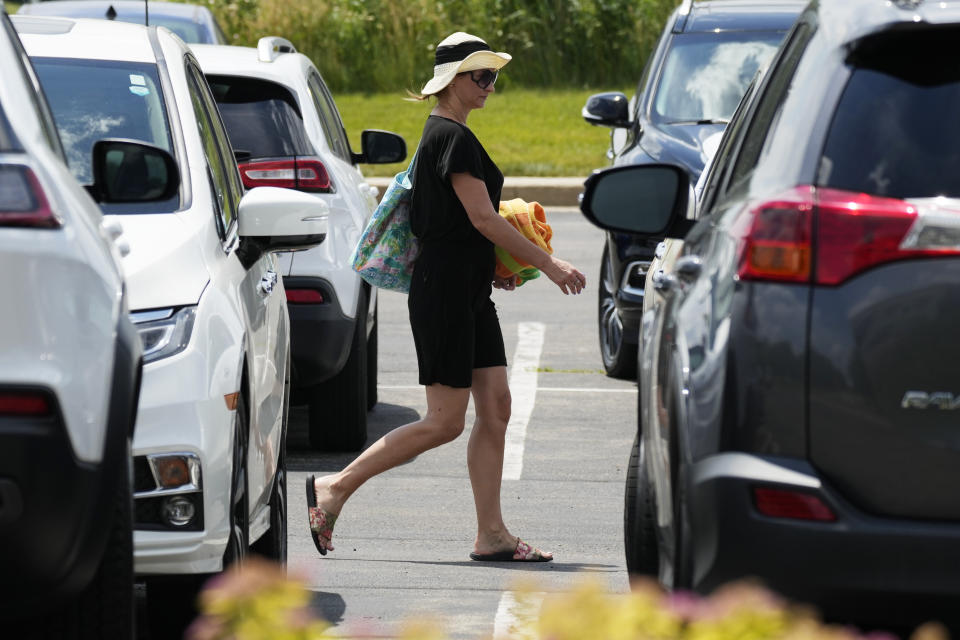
[236,186,327,268]
[580,164,693,239]
[352,129,406,164]
[582,92,631,128]
[90,138,180,203]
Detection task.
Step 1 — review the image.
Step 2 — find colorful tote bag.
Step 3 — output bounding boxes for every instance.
[350,153,419,292]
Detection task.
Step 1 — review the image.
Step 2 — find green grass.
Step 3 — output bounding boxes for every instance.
[4,1,22,14]
[338,87,629,178]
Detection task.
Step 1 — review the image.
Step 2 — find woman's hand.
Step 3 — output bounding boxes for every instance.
[493,275,518,291]
[543,257,586,295]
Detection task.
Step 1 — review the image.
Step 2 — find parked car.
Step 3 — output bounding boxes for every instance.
[0,8,145,638]
[17,0,228,44]
[582,0,960,627]
[582,0,803,379]
[192,37,406,451]
[14,14,326,632]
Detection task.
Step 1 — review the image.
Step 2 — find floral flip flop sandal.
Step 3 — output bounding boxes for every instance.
[305,475,337,556]
[469,537,553,562]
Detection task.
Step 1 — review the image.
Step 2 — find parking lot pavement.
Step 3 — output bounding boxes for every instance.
[285,208,636,638]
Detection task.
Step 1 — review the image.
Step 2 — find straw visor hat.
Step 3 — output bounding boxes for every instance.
[421,32,512,96]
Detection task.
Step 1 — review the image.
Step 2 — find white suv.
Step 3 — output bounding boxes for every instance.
[0,9,143,638]
[15,16,327,632]
[193,38,406,451]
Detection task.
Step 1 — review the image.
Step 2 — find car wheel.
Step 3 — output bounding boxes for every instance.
[599,244,637,379]
[307,288,368,451]
[671,464,694,589]
[624,431,659,578]
[252,357,289,564]
[366,303,378,411]
[223,391,250,568]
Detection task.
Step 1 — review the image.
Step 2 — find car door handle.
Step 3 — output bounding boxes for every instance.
[674,255,703,283]
[258,270,278,296]
[652,269,675,292]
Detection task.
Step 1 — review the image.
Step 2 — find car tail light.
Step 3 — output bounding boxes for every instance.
[0,390,53,417]
[735,186,960,286]
[735,187,814,283]
[0,164,59,228]
[815,188,960,285]
[753,486,836,522]
[238,157,332,193]
[286,288,325,303]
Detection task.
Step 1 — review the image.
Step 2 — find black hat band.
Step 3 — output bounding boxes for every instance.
[435,40,492,66]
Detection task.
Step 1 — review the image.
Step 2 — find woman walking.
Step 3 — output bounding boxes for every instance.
[306,31,586,562]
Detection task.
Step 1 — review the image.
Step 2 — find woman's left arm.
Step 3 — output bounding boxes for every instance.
[452,173,586,295]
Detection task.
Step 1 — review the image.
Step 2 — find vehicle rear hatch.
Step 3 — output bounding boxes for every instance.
[808,26,960,520]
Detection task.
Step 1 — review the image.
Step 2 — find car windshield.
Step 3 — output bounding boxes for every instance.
[653,31,783,124]
[31,57,177,213]
[206,75,314,159]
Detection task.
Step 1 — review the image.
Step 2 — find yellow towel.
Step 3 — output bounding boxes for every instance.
[495,199,553,286]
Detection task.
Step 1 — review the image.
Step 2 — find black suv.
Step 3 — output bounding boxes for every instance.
[583,0,960,628]
[582,0,803,378]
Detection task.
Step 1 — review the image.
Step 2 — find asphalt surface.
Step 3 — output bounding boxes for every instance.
[284,207,636,638]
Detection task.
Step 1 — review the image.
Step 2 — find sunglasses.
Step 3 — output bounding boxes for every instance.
[463,69,498,89]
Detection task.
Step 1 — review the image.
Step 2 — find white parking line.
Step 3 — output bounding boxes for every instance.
[502,322,545,481]
[493,590,544,639]
[378,385,632,392]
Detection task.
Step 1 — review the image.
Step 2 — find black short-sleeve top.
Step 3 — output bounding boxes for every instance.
[410,115,504,248]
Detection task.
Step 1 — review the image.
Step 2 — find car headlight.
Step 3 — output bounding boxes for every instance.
[131,306,197,363]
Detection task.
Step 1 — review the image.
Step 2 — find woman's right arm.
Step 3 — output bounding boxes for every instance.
[451,173,586,295]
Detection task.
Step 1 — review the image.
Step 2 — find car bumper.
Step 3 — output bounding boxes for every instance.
[689,453,960,624]
[284,276,354,387]
[132,344,235,576]
[0,313,139,614]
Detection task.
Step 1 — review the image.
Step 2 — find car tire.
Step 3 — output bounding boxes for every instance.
[252,357,289,564]
[599,244,637,380]
[223,391,250,568]
[624,431,659,578]
[366,303,378,411]
[307,289,368,451]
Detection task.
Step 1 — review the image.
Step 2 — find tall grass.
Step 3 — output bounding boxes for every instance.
[193,0,676,93]
[336,87,626,177]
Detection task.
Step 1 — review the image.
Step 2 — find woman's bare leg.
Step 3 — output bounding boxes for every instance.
[468,366,552,559]
[313,384,470,515]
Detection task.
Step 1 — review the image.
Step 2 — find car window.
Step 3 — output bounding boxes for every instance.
[31,56,177,213]
[652,31,784,124]
[189,65,243,212]
[307,72,351,162]
[186,64,235,234]
[3,14,61,157]
[212,19,228,45]
[149,17,209,44]
[725,22,812,191]
[819,28,960,199]
[206,75,314,159]
[698,76,761,213]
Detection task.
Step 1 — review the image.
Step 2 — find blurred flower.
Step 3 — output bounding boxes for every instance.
[185,556,331,640]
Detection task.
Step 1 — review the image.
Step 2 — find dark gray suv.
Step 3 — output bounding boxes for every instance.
[582,0,960,628]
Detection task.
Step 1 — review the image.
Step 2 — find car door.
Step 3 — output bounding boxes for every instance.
[184,59,286,510]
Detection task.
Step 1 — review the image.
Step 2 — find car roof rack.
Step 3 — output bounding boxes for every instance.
[257,36,296,63]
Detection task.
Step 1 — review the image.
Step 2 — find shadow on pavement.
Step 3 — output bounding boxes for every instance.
[287,402,422,472]
[309,590,347,625]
